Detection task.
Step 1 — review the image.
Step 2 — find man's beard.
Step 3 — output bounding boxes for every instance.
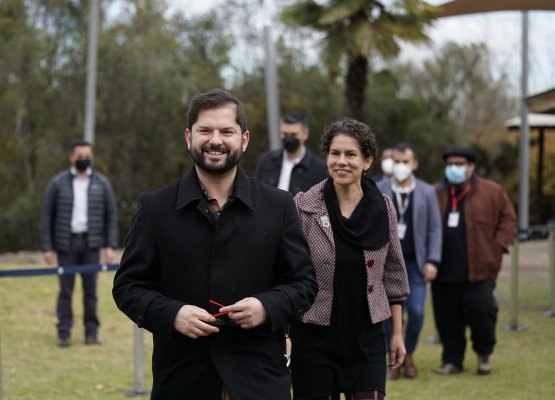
[190,144,243,175]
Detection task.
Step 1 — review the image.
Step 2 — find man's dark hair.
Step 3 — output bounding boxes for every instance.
[381,147,393,155]
[320,118,377,160]
[394,142,418,160]
[282,110,308,129]
[186,89,247,132]
[70,140,94,153]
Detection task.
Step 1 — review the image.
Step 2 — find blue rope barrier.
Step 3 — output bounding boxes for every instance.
[0,263,119,278]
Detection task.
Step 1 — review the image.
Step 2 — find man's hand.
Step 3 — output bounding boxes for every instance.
[43,251,55,265]
[388,333,407,370]
[103,247,115,264]
[423,262,438,282]
[173,305,219,339]
[285,335,292,356]
[219,297,267,329]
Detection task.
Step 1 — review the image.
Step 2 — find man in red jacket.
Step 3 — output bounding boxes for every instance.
[433,148,516,376]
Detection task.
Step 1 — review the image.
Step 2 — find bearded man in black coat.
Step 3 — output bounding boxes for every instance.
[113,89,317,400]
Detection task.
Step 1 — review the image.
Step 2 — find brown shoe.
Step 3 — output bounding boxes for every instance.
[85,335,101,345]
[477,354,492,375]
[387,367,401,380]
[433,363,462,375]
[403,354,418,378]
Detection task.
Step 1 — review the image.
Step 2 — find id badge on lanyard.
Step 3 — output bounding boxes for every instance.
[448,184,470,228]
[394,191,410,239]
[447,212,460,228]
[397,221,407,239]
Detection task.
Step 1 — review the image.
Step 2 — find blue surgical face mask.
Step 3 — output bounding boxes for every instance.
[445,165,467,184]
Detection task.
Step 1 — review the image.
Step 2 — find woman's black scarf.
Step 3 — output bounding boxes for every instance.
[323,176,390,250]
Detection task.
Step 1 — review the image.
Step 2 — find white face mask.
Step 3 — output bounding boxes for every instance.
[392,163,412,182]
[381,158,394,176]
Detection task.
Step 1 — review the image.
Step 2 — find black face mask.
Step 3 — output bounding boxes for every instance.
[283,136,301,153]
[75,159,91,172]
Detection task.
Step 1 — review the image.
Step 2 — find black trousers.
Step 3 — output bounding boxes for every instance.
[56,235,100,339]
[431,280,498,368]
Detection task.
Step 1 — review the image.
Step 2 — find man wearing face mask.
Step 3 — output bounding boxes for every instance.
[40,140,118,347]
[377,143,442,380]
[433,148,516,376]
[373,147,394,183]
[254,111,327,194]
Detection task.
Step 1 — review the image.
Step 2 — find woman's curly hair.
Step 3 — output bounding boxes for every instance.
[320,118,378,161]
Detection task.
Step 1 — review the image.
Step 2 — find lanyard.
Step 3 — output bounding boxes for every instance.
[391,178,415,224]
[394,191,410,223]
[450,185,471,211]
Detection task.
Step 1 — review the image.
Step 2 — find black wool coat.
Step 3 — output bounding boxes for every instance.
[113,167,317,400]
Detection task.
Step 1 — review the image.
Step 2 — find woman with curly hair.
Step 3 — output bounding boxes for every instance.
[290,118,409,400]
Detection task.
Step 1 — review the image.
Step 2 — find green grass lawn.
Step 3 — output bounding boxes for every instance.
[0,242,554,399]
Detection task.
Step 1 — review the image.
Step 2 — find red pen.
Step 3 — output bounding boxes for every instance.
[212,312,228,318]
[209,299,225,308]
[209,299,229,317]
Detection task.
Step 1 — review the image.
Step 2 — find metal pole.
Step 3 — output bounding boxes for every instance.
[262,0,281,150]
[518,10,530,231]
[502,239,526,331]
[84,0,99,145]
[124,325,149,397]
[510,239,518,327]
[503,10,529,333]
[545,224,555,317]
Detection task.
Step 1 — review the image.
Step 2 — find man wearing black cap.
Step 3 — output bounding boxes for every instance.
[432,148,516,376]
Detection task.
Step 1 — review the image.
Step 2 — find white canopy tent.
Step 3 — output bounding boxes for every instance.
[506,113,555,129]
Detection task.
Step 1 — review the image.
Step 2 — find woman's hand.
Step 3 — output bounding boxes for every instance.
[388,333,407,370]
[388,303,406,369]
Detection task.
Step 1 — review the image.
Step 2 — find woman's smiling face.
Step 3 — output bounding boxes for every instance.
[326,134,373,187]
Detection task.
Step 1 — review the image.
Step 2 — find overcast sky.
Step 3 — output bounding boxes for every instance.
[160,0,555,95]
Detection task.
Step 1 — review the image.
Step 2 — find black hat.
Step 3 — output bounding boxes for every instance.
[443,147,476,163]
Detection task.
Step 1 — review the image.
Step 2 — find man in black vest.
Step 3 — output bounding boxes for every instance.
[40,141,118,347]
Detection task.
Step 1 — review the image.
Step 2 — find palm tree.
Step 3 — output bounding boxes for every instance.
[282,0,435,122]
